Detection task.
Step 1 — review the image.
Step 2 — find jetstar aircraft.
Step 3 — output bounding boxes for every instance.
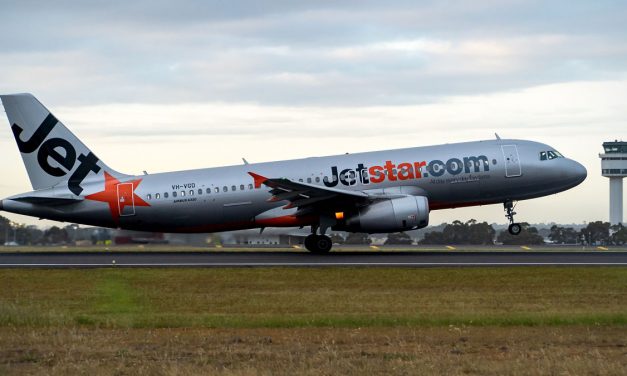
[0,94,587,252]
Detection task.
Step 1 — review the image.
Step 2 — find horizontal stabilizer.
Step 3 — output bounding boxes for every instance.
[11,196,84,206]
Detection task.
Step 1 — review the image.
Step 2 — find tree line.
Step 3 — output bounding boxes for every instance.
[2,214,627,246]
[419,220,626,245]
[0,215,111,245]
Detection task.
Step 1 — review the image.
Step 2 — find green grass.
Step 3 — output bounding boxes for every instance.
[0,267,625,328]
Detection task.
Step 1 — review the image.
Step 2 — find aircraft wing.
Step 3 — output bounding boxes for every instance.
[248,172,369,213]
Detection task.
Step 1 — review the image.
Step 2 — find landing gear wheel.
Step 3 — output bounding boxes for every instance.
[304,234,332,253]
[508,223,522,236]
[504,201,522,236]
[304,234,315,251]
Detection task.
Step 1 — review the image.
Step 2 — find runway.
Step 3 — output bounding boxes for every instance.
[1,251,627,268]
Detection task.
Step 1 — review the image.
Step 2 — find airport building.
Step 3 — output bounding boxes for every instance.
[600,141,627,225]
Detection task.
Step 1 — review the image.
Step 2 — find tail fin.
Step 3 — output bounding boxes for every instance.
[1,93,118,195]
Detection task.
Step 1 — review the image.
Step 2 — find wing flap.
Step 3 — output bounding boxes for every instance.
[248,172,369,213]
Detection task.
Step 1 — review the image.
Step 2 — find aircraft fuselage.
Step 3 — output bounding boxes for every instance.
[2,138,587,233]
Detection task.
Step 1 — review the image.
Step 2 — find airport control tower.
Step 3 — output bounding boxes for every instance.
[600,141,627,225]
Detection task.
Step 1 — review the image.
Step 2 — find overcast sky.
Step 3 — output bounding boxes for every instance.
[1,1,626,228]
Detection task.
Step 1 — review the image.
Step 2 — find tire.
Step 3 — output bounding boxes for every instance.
[314,235,332,253]
[304,234,332,253]
[508,223,522,236]
[304,234,316,251]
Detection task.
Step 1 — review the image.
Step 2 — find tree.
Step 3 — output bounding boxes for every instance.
[420,230,446,244]
[497,223,544,245]
[548,225,579,244]
[467,221,496,244]
[0,216,11,244]
[385,232,412,245]
[344,233,372,245]
[580,221,610,245]
[419,219,495,245]
[610,224,627,245]
[16,225,43,245]
[43,226,69,245]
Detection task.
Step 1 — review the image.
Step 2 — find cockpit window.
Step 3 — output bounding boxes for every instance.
[547,150,563,160]
[540,150,564,161]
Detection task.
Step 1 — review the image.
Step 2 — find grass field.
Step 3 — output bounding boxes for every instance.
[0,267,626,374]
[1,268,626,328]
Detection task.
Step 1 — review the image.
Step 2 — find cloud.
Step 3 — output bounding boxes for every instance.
[1,1,626,106]
[0,1,625,227]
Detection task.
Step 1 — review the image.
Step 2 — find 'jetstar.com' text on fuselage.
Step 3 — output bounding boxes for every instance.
[322,155,490,187]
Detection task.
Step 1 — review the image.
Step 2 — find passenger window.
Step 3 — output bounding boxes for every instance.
[207,188,211,194]
[147,194,152,200]
[248,183,253,190]
[155,193,160,199]
[231,185,236,191]
[189,190,194,196]
[198,189,202,195]
[173,191,177,197]
[315,177,320,183]
[540,151,547,161]
[298,179,303,182]
[180,191,185,197]
[164,192,169,198]
[240,184,245,190]
[223,186,228,192]
[215,187,220,193]
[307,178,312,183]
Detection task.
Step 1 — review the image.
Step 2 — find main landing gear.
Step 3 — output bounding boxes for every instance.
[304,225,333,253]
[504,201,522,235]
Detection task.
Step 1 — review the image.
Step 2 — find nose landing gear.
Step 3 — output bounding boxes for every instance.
[504,201,522,235]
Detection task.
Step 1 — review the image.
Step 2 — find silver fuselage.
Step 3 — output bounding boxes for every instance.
[2,138,587,233]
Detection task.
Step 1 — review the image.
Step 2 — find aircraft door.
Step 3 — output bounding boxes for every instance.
[501,145,522,177]
[117,183,136,216]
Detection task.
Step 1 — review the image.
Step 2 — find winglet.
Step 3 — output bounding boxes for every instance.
[248,172,268,189]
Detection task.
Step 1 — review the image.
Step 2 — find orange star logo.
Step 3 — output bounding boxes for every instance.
[85,171,150,222]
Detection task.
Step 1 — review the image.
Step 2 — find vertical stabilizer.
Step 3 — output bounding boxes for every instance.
[1,93,119,195]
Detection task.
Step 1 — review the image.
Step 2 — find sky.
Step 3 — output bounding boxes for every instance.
[0,0,626,228]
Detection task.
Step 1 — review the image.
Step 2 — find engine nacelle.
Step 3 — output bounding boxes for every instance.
[341,196,429,233]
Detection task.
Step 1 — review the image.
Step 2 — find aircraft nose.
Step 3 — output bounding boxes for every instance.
[565,159,587,186]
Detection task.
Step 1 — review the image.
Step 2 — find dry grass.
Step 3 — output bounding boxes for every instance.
[0,267,625,374]
[0,326,625,375]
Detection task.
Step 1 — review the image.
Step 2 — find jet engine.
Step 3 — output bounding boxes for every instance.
[340,196,429,233]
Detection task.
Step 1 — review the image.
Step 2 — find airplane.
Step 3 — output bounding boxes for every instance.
[0,93,587,253]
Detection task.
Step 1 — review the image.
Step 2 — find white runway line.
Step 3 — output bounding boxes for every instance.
[2,262,627,267]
